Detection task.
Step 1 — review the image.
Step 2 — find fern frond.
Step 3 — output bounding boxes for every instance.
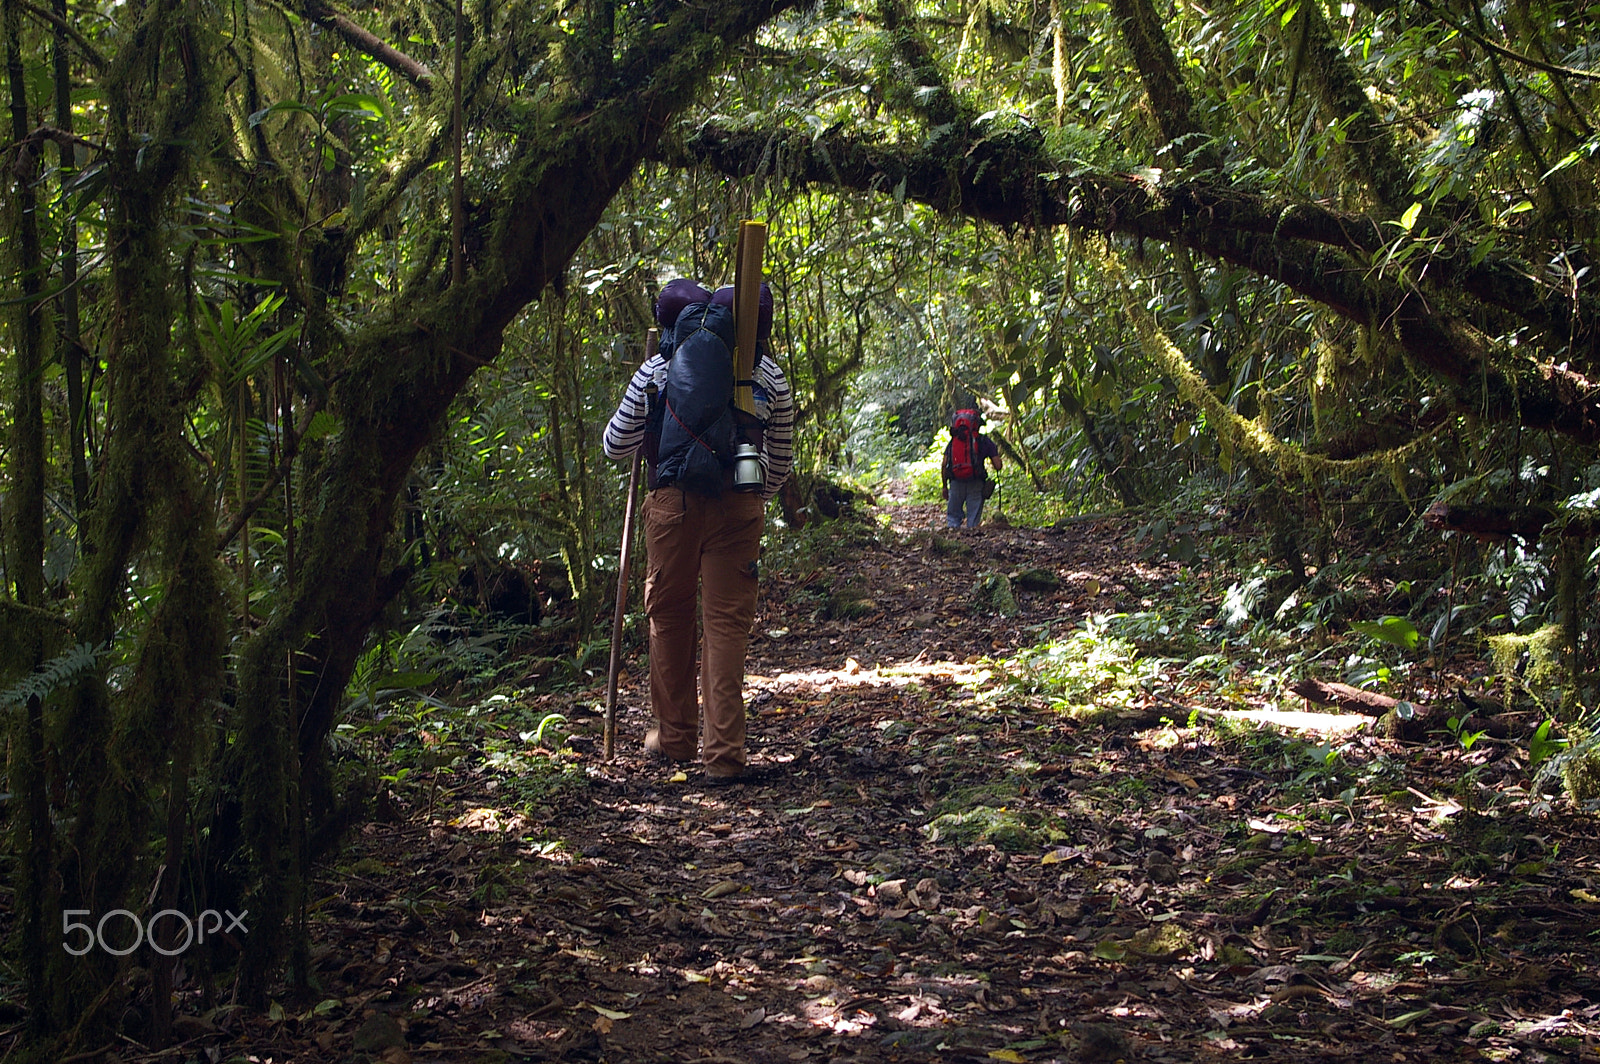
[1,643,101,710]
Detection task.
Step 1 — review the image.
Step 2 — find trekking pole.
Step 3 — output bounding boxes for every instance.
[604,327,657,761]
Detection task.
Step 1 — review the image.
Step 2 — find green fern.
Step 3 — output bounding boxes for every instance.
[0,642,100,710]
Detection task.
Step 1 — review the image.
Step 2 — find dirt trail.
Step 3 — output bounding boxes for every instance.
[163,502,1600,1063]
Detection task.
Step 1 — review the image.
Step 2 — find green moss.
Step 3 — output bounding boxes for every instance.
[1486,624,1567,707]
[1128,923,1194,958]
[1560,743,1600,803]
[1013,568,1061,592]
[1217,943,1253,966]
[907,530,972,558]
[923,805,1040,852]
[832,593,879,620]
[972,572,1019,616]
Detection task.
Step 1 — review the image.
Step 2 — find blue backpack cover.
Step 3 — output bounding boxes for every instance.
[654,301,738,495]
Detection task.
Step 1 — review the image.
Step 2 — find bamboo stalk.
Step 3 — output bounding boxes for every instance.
[732,220,767,415]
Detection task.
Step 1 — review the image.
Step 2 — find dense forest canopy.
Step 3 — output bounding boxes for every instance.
[2,0,1599,1049]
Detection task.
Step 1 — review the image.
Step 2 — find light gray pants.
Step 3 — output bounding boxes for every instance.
[946,478,986,528]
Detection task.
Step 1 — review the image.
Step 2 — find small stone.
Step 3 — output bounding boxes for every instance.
[353,1011,406,1053]
[1146,856,1181,885]
[1071,1021,1130,1061]
[1013,567,1061,592]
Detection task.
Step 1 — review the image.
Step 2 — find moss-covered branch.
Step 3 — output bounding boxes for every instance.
[296,0,436,90]
[678,122,1600,442]
[1107,247,1446,479]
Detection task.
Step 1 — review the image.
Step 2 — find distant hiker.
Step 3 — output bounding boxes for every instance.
[603,278,794,784]
[941,407,1002,529]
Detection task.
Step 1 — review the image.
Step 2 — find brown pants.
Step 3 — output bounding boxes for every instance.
[642,487,766,776]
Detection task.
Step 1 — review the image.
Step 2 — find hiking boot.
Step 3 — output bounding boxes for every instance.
[701,765,774,787]
[644,729,692,764]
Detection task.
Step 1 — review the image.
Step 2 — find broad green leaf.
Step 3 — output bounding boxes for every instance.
[1349,616,1420,650]
[248,100,314,127]
[322,93,386,120]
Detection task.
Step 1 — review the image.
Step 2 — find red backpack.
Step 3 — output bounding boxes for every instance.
[948,409,983,480]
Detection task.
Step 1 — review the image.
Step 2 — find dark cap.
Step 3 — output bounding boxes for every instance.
[654,278,712,330]
[711,282,773,341]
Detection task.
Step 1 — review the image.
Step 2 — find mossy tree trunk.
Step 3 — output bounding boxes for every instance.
[217,0,807,1001]
[4,0,46,614]
[1,0,804,1044]
[6,0,58,1035]
[1,0,233,1043]
[1268,0,1416,214]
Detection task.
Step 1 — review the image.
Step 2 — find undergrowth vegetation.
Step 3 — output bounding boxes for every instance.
[983,582,1600,811]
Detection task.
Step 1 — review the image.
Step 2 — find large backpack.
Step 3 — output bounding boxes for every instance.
[653,301,739,495]
[947,408,984,481]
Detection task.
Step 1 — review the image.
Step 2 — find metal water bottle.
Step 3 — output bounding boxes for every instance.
[732,443,763,493]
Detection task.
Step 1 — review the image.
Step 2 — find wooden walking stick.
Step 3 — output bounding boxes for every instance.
[604,327,657,761]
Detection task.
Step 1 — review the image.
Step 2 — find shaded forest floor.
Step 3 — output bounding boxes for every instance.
[159,499,1600,1062]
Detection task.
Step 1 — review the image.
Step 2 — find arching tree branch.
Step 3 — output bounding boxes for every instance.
[677,122,1600,443]
[296,0,436,90]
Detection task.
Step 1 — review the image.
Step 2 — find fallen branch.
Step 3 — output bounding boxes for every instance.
[1422,500,1600,541]
[1422,501,1557,541]
[1288,678,1425,717]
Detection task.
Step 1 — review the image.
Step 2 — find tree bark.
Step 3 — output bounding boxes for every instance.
[1419,500,1600,541]
[5,0,46,610]
[1279,0,1416,212]
[1107,0,1223,172]
[6,0,53,1031]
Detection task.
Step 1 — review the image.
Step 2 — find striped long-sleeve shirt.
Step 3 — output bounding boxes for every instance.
[603,351,795,501]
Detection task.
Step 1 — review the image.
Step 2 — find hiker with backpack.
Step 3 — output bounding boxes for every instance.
[941,407,1002,529]
[602,277,794,785]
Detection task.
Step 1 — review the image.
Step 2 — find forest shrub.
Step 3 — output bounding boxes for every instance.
[996,615,1162,715]
[1555,731,1600,806]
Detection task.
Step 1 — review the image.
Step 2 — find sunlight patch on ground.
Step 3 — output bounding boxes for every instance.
[454,806,527,833]
[748,658,994,695]
[1200,706,1372,734]
[749,659,1374,739]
